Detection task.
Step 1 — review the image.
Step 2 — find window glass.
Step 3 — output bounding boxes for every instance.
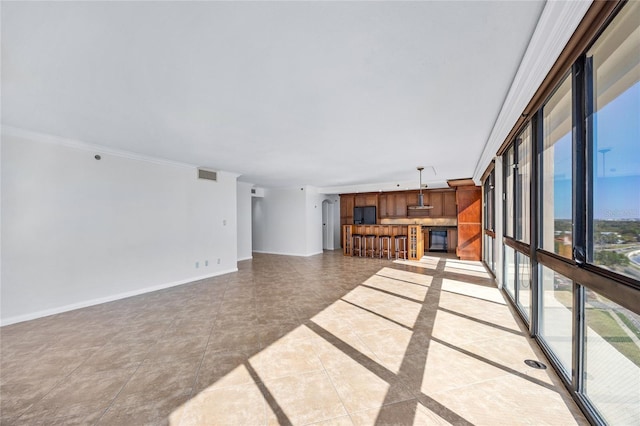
[539,264,573,376]
[516,252,531,320]
[505,146,515,238]
[484,173,495,232]
[587,1,640,281]
[504,246,515,298]
[483,171,496,274]
[517,125,532,243]
[484,234,494,274]
[584,290,640,424]
[542,75,573,258]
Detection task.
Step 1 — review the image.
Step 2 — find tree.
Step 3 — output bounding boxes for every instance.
[594,250,630,267]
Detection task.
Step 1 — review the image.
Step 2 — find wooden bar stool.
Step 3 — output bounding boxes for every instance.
[395,235,408,260]
[352,234,363,257]
[378,235,392,259]
[364,234,377,258]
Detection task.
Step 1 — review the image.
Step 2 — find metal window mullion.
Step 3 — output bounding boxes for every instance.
[585,55,595,263]
[530,112,540,337]
[571,59,587,393]
[513,142,520,304]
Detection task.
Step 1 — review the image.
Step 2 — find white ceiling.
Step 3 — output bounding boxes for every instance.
[1,1,546,190]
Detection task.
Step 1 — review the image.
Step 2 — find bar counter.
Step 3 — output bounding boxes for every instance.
[342,224,413,257]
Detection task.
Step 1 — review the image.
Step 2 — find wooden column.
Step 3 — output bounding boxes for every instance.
[456,186,482,260]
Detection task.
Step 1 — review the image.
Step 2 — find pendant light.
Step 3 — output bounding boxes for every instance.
[408,166,433,210]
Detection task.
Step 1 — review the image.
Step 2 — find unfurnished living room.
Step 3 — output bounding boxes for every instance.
[2,1,639,425]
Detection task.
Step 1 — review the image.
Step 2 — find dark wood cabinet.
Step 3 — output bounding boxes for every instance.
[355,194,377,207]
[443,191,457,216]
[340,195,354,219]
[394,193,407,217]
[448,228,458,253]
[429,192,443,216]
[379,194,388,218]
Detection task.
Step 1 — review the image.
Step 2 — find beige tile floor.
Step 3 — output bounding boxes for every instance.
[1,251,588,425]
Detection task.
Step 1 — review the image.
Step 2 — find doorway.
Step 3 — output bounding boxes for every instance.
[322,200,334,250]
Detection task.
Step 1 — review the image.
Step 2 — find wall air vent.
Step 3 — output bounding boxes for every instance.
[197,168,217,181]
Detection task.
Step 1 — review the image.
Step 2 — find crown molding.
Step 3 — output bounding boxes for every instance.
[473,0,592,183]
[2,125,199,169]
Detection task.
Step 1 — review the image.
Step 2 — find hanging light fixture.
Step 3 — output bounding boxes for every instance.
[408,166,433,210]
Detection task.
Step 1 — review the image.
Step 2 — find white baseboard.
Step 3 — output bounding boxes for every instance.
[253,250,323,257]
[0,268,238,327]
[238,256,253,261]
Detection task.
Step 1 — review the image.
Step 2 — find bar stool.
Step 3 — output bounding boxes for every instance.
[352,234,363,257]
[395,235,408,260]
[364,234,377,258]
[378,235,392,259]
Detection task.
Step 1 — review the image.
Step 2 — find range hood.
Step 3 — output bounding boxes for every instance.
[408,166,434,210]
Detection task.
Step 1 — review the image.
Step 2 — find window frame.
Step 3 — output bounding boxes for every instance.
[494,2,640,424]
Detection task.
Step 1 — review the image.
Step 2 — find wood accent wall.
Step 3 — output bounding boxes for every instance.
[455,186,482,261]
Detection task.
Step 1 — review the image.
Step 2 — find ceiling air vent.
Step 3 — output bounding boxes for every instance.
[197,168,217,181]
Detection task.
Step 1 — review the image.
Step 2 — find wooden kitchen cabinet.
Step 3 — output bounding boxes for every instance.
[341,194,354,219]
[443,191,457,216]
[394,193,407,217]
[405,192,418,210]
[355,194,377,207]
[429,192,443,216]
[379,194,388,218]
[448,228,458,253]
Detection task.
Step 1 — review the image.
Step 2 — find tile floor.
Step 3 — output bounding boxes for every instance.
[1,251,588,425]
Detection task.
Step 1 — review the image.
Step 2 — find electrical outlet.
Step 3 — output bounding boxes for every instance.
[195,261,199,268]
[205,260,209,266]
[217,258,221,264]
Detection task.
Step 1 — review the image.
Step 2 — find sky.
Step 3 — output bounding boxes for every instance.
[552,81,639,221]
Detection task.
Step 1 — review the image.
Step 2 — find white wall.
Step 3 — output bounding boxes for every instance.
[494,156,504,288]
[252,186,324,257]
[1,131,239,325]
[236,182,253,261]
[305,187,324,256]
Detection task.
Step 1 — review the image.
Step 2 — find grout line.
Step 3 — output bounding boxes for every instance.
[311,343,353,425]
[358,283,424,304]
[244,361,292,425]
[91,348,152,425]
[340,298,413,331]
[374,272,433,288]
[10,331,133,424]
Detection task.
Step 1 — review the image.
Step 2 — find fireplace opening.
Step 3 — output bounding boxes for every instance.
[429,229,448,252]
